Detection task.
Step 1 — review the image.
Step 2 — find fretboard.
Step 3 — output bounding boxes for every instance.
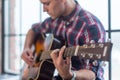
[39,42,112,61]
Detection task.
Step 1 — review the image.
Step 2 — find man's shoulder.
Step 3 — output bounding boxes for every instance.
[32,22,41,28]
[78,10,102,26]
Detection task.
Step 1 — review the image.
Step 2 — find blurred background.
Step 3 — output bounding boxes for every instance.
[0,0,120,80]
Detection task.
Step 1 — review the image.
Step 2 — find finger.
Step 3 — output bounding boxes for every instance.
[59,46,66,59]
[21,52,27,61]
[51,49,60,60]
[27,50,33,57]
[26,50,34,61]
[23,51,33,61]
[25,57,34,66]
[21,55,30,65]
[21,53,34,65]
[66,56,71,65]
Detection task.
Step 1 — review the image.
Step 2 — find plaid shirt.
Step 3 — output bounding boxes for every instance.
[32,1,106,80]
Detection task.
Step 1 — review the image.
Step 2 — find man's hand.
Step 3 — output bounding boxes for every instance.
[51,46,73,80]
[21,48,34,66]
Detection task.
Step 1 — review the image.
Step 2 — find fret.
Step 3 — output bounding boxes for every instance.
[74,46,79,56]
[69,46,75,56]
[72,47,76,56]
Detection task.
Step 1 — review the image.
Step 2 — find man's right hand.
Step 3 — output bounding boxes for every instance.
[21,48,34,66]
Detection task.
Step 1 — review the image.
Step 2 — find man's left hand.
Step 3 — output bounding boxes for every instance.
[51,46,73,79]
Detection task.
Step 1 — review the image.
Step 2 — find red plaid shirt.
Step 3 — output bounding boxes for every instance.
[32,1,106,80]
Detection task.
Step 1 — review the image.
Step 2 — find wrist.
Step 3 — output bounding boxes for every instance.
[63,71,76,80]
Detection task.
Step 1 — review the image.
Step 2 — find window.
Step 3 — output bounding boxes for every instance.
[2,0,120,80]
[111,0,120,29]
[3,0,40,74]
[111,33,120,79]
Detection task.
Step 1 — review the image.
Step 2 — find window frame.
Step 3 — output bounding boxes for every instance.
[1,1,120,80]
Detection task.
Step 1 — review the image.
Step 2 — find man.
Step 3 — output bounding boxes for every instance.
[21,0,106,80]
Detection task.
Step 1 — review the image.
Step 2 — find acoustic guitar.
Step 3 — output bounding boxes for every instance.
[21,33,113,80]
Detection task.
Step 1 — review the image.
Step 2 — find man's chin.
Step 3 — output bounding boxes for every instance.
[50,15,60,19]
[51,16,57,20]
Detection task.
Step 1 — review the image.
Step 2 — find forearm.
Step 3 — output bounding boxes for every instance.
[75,69,95,80]
[63,69,95,80]
[24,29,35,49]
[51,47,96,80]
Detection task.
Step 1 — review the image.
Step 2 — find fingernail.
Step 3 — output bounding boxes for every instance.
[63,45,66,48]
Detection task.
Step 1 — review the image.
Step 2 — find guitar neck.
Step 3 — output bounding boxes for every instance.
[39,46,82,60]
[39,42,113,61]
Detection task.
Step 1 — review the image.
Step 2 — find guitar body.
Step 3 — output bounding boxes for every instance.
[36,60,55,80]
[21,33,64,80]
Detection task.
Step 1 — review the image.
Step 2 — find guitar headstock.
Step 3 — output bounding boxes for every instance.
[64,42,113,61]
